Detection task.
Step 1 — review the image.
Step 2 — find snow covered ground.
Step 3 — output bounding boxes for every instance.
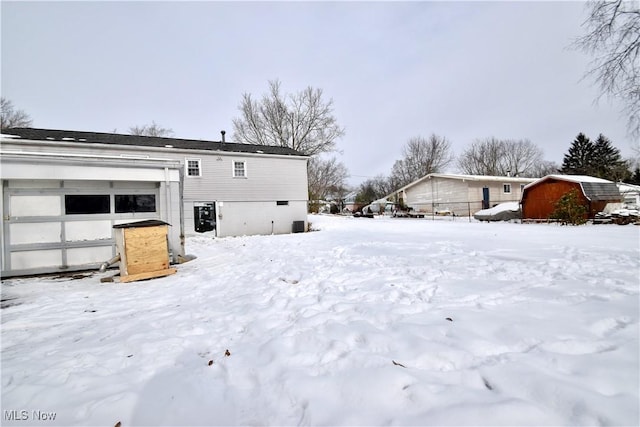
[2,214,639,426]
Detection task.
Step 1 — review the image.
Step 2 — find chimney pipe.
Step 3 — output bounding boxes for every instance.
[221,130,226,143]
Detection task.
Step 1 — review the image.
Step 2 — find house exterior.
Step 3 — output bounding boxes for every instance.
[1,140,184,277]
[521,175,622,220]
[618,182,640,209]
[1,128,309,277]
[342,191,364,213]
[389,173,536,217]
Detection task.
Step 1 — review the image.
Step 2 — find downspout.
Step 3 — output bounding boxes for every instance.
[99,255,120,273]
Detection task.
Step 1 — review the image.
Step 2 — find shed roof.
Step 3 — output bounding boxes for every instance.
[0,127,307,157]
[524,174,622,202]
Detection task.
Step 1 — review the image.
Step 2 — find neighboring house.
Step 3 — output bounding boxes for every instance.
[342,191,363,213]
[618,182,640,209]
[521,175,622,220]
[389,173,536,217]
[362,198,395,215]
[1,128,309,277]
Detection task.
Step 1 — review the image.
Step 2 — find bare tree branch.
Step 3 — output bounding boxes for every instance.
[390,134,454,188]
[0,97,33,129]
[307,156,349,201]
[128,121,174,137]
[574,0,640,137]
[232,80,345,156]
[457,137,544,177]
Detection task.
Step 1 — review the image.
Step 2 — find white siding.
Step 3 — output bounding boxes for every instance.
[405,177,470,213]
[184,155,308,202]
[215,200,307,237]
[403,176,533,216]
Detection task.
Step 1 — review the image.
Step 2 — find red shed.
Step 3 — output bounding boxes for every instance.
[521,175,622,220]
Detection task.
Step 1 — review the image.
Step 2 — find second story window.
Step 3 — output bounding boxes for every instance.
[186,159,201,177]
[233,161,247,178]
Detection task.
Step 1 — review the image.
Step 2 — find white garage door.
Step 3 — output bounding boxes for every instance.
[2,179,161,276]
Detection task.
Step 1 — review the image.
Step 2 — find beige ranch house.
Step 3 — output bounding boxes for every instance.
[390,173,536,217]
[1,128,309,277]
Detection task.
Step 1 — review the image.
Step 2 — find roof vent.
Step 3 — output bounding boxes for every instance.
[221,130,226,143]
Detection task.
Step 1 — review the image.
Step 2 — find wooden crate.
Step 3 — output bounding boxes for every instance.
[113,220,177,283]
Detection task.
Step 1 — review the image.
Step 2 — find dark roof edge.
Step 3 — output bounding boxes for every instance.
[1,127,309,157]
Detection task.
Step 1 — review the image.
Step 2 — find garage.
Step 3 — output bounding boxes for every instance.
[1,150,184,277]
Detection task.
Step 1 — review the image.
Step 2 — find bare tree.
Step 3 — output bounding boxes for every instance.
[232,80,345,156]
[530,160,560,178]
[128,121,174,137]
[356,175,393,205]
[389,134,454,188]
[574,0,640,136]
[307,156,349,201]
[369,174,395,198]
[500,139,546,176]
[457,137,544,176]
[1,97,32,129]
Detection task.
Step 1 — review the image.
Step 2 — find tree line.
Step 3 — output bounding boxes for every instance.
[2,80,638,212]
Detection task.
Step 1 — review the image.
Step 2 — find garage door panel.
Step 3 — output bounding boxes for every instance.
[10,222,62,244]
[11,250,62,269]
[65,220,112,241]
[10,195,62,216]
[67,246,113,265]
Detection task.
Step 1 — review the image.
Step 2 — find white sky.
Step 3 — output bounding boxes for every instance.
[1,1,635,186]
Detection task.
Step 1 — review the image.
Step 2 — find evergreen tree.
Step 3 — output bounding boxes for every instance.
[561,133,629,181]
[560,133,594,175]
[591,134,628,181]
[550,189,588,225]
[628,167,640,185]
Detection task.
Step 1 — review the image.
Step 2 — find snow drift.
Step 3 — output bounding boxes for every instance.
[1,214,638,426]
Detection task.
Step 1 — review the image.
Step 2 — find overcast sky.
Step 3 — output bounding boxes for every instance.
[1,1,634,185]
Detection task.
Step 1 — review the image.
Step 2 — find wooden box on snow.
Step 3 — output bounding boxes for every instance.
[113,220,177,283]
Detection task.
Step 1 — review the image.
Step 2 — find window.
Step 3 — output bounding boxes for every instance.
[233,161,246,178]
[503,184,512,194]
[115,194,156,213]
[276,201,289,206]
[65,195,110,214]
[520,184,526,192]
[186,159,201,177]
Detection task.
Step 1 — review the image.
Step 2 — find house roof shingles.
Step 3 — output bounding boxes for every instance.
[0,127,307,157]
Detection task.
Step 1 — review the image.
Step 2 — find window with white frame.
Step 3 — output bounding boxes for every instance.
[503,183,512,194]
[520,184,526,192]
[233,160,247,178]
[186,158,202,177]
